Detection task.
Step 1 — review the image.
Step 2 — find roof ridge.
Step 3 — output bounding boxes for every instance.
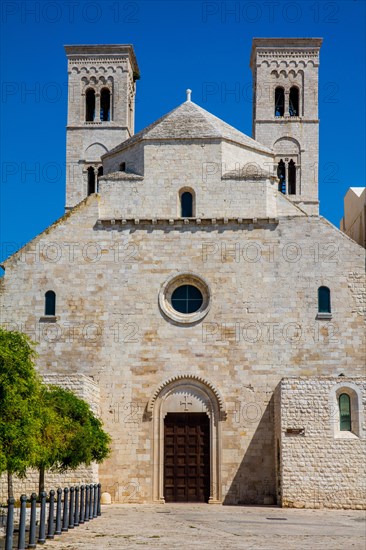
[103,100,274,158]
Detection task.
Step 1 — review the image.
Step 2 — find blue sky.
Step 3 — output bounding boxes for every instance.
[1,0,365,265]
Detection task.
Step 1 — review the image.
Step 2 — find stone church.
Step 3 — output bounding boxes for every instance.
[1,39,365,508]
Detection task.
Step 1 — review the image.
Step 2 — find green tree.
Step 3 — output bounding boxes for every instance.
[0,327,43,499]
[35,386,111,494]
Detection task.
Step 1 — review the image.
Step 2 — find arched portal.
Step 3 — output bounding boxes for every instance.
[147,375,226,504]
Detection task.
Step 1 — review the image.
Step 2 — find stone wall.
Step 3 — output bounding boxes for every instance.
[276,377,366,509]
[1,194,364,504]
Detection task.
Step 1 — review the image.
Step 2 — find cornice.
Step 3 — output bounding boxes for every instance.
[95,217,279,228]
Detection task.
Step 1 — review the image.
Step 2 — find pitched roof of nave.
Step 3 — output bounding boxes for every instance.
[105,99,273,158]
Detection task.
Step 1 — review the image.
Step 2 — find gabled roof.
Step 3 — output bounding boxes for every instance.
[349,187,365,198]
[105,100,273,157]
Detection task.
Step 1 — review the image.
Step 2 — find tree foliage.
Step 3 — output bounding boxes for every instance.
[35,386,111,493]
[0,327,42,475]
[0,327,111,498]
[0,327,42,496]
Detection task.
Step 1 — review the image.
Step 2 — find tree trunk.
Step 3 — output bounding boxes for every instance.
[7,471,14,500]
[39,466,45,495]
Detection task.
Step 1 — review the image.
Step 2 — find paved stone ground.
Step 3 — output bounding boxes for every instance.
[44,504,365,550]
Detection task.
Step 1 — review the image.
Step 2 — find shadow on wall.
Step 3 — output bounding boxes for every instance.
[223,396,277,505]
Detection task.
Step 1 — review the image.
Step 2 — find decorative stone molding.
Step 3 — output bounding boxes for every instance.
[96,217,279,228]
[158,272,211,325]
[329,382,364,439]
[147,373,227,420]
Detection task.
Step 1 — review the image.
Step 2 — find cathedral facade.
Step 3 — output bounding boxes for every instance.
[1,39,365,508]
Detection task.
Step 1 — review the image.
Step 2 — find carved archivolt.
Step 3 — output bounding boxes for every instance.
[258,58,317,68]
[70,63,126,75]
[147,373,226,418]
[81,75,114,94]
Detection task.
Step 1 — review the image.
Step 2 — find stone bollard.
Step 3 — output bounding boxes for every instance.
[101,492,111,505]
[97,483,102,516]
[38,491,47,544]
[47,489,55,539]
[79,485,85,524]
[5,497,15,550]
[17,494,27,550]
[55,488,62,535]
[28,493,37,549]
[93,484,98,518]
[69,487,75,529]
[84,485,90,522]
[74,486,80,527]
[62,488,69,532]
[89,484,93,520]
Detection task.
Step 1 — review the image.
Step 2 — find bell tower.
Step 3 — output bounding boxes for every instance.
[250,38,322,215]
[64,45,140,209]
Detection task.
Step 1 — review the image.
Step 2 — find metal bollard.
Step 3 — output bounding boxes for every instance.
[97,483,102,516]
[28,493,37,548]
[84,485,90,522]
[55,488,62,535]
[74,486,80,527]
[93,484,98,518]
[5,497,15,550]
[38,490,47,544]
[68,487,75,529]
[47,489,55,539]
[62,487,69,532]
[79,485,85,524]
[89,484,93,520]
[17,494,27,550]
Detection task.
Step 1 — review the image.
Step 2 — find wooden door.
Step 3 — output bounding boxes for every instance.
[164,413,210,503]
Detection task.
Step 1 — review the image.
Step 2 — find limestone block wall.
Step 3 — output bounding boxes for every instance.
[102,141,145,176]
[1,196,365,504]
[98,176,279,220]
[99,140,280,219]
[276,377,366,509]
[0,374,100,503]
[66,127,132,209]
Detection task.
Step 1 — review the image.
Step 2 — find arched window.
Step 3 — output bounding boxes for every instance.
[277,160,286,194]
[45,291,56,316]
[85,89,96,121]
[87,167,95,195]
[97,166,103,177]
[318,286,331,313]
[100,88,111,121]
[288,160,296,195]
[339,393,351,431]
[275,87,285,117]
[181,191,193,217]
[289,86,299,117]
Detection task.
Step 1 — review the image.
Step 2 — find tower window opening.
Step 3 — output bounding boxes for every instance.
[339,393,351,432]
[100,88,111,121]
[277,160,286,194]
[85,89,96,122]
[96,166,103,193]
[181,191,193,217]
[275,87,285,117]
[289,86,299,117]
[288,160,296,195]
[45,290,56,316]
[318,286,331,314]
[119,162,126,172]
[87,166,95,195]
